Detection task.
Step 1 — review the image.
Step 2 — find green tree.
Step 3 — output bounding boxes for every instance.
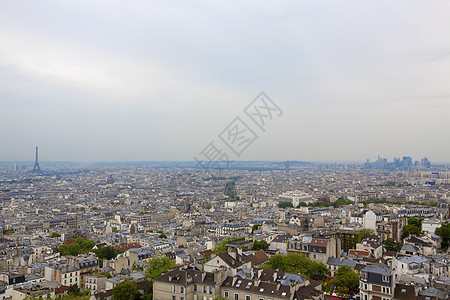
[67,284,80,295]
[145,255,177,280]
[334,197,353,207]
[252,239,269,250]
[213,237,245,253]
[213,237,233,253]
[278,201,293,208]
[401,224,421,240]
[159,233,167,238]
[323,266,360,297]
[113,279,137,300]
[58,238,95,256]
[383,238,402,251]
[262,253,328,279]
[251,224,261,233]
[297,202,307,207]
[435,222,450,249]
[407,217,422,229]
[52,232,61,238]
[355,229,374,243]
[94,246,117,260]
[261,254,284,270]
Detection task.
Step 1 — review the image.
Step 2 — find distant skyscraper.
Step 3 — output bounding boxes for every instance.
[284,161,290,172]
[33,146,41,172]
[402,156,412,168]
[421,157,431,168]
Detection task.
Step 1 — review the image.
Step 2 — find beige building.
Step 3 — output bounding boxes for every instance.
[44,265,80,287]
[85,274,107,292]
[153,267,228,300]
[287,234,341,264]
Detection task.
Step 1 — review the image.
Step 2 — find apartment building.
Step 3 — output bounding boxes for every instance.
[360,264,394,300]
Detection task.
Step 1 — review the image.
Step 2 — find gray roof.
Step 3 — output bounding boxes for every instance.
[401,243,418,253]
[326,257,357,268]
[361,263,391,276]
[397,256,428,264]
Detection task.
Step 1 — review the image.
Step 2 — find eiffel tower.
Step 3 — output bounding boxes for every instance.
[33,146,41,172]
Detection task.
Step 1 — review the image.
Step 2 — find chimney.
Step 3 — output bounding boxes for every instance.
[258,269,262,278]
[232,276,238,286]
[254,278,260,286]
[273,272,277,282]
[214,269,226,285]
[229,248,237,260]
[290,283,296,296]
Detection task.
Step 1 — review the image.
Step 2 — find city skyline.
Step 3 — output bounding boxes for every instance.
[1,1,450,162]
[0,146,446,166]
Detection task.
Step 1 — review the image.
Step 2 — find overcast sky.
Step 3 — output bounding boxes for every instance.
[1,0,449,162]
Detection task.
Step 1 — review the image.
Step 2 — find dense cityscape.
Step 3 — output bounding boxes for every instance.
[2,1,450,300]
[0,153,449,300]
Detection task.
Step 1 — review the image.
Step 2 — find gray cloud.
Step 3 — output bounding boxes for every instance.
[1,0,450,162]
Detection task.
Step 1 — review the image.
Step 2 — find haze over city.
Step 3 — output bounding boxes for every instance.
[1,0,450,162]
[2,2,450,300]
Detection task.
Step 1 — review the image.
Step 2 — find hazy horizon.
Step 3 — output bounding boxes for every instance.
[1,1,450,162]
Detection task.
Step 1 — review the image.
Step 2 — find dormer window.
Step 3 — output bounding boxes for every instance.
[382,275,389,282]
[361,272,368,280]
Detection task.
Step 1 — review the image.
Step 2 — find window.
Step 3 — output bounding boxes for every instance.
[172,286,176,293]
[209,287,214,294]
[180,287,184,293]
[364,294,368,300]
[194,284,197,292]
[224,291,229,298]
[365,284,367,290]
[234,293,239,300]
[362,272,368,280]
[382,275,390,283]
[172,297,176,300]
[246,296,251,300]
